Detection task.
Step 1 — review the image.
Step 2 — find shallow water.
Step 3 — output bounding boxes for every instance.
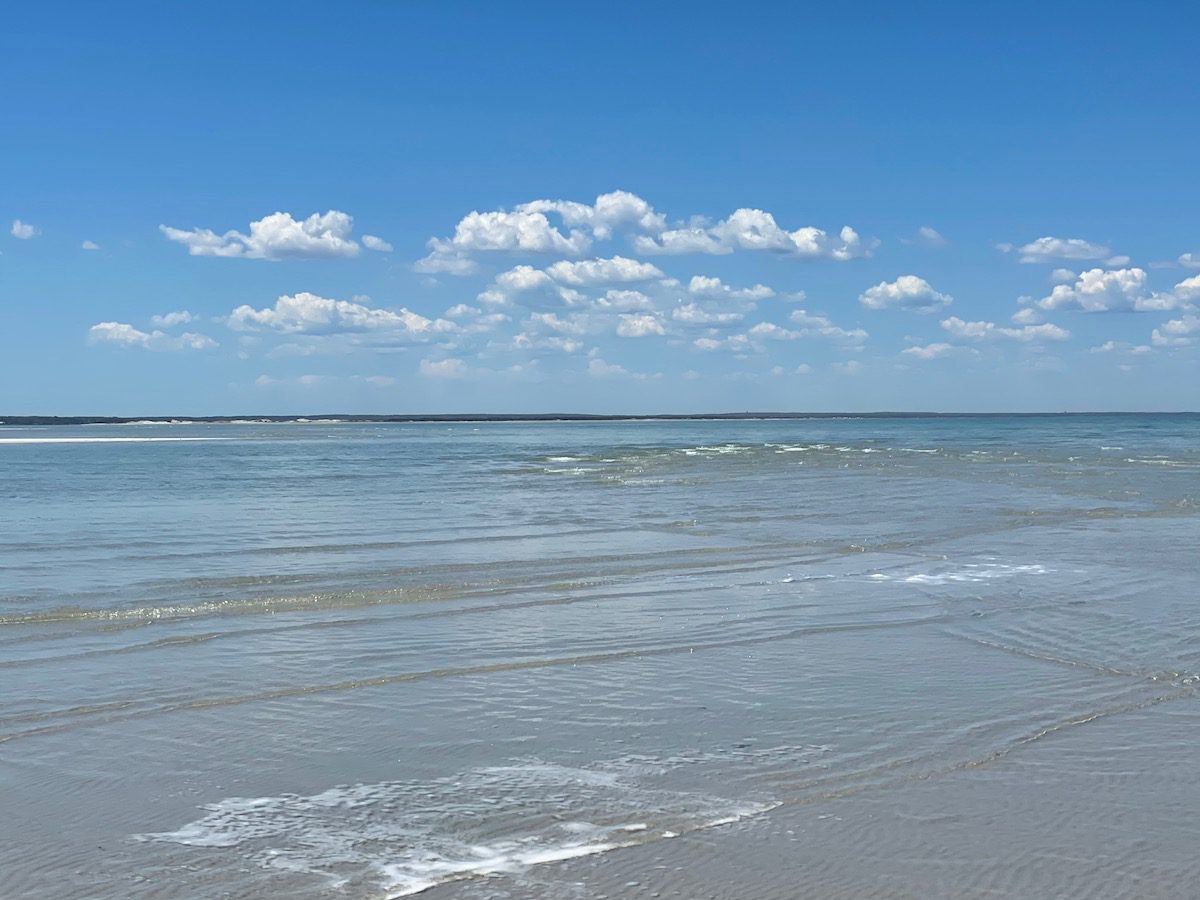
[1,416,1197,897]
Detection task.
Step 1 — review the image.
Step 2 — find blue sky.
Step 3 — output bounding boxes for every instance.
[3,2,1198,414]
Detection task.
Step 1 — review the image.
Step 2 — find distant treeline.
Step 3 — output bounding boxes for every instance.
[1,411,1193,426]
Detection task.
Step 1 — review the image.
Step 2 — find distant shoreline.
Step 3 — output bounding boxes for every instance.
[1,411,1196,426]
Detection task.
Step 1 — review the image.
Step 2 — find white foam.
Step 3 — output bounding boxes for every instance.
[140,757,779,897]
[877,563,1050,585]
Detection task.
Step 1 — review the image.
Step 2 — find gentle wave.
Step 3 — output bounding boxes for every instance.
[139,758,779,897]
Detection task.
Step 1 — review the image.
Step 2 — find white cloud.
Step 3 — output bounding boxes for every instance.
[416,191,872,273]
[1011,322,1072,342]
[528,311,587,335]
[587,357,630,377]
[1151,314,1199,347]
[747,322,802,341]
[616,313,666,337]
[11,219,38,240]
[419,357,467,378]
[362,234,393,252]
[1015,236,1111,264]
[595,289,655,311]
[1037,268,1186,312]
[161,211,363,260]
[545,256,662,285]
[229,292,452,336]
[150,310,196,328]
[417,193,656,273]
[1174,274,1200,302]
[1049,268,1076,284]
[636,208,872,260]
[918,226,946,246]
[940,317,995,339]
[903,342,955,359]
[1089,340,1151,355]
[88,321,216,350]
[902,226,947,248]
[511,333,584,354]
[694,310,866,353]
[413,249,478,275]
[1179,252,1200,269]
[672,302,744,325]
[941,316,1069,342]
[518,190,666,240]
[587,356,659,379]
[1011,307,1043,325]
[481,257,663,310]
[859,275,952,313]
[81,239,101,251]
[494,265,556,293]
[687,275,775,300]
[787,309,868,344]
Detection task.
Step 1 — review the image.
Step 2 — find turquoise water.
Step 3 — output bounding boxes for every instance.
[2,416,1198,897]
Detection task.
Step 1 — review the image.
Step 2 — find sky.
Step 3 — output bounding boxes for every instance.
[2,2,1198,415]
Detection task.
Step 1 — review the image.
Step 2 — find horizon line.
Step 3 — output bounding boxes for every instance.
[2,410,1198,425]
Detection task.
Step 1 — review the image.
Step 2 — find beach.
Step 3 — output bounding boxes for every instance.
[1,415,1197,897]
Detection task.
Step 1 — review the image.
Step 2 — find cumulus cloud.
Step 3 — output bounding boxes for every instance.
[1012,237,1112,264]
[616,313,666,337]
[692,309,866,353]
[903,342,956,359]
[1179,252,1200,269]
[528,311,587,336]
[587,356,659,379]
[859,275,952,312]
[416,191,873,273]
[1174,274,1200,302]
[511,333,584,354]
[11,219,38,239]
[788,309,868,344]
[687,275,775,300]
[160,211,365,260]
[595,289,655,311]
[1037,268,1188,312]
[635,209,872,260]
[418,357,467,378]
[1011,307,1043,325]
[901,226,947,248]
[940,316,1070,342]
[88,321,217,350]
[518,190,666,240]
[81,239,101,251]
[1090,340,1152,355]
[229,292,453,336]
[480,257,664,309]
[672,302,744,325]
[415,190,663,273]
[150,310,196,328]
[1151,314,1199,347]
[362,234,393,252]
[545,256,662,285]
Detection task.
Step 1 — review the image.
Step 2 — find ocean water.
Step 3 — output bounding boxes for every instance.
[1,415,1197,898]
